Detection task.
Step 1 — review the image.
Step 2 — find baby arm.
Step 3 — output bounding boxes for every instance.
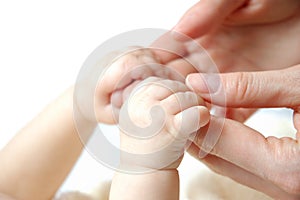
[110,77,210,200]
[0,87,95,200]
[0,46,170,199]
[0,46,197,200]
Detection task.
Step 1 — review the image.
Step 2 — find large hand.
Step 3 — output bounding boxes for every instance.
[153,10,300,74]
[151,2,300,121]
[153,0,300,74]
[173,0,300,38]
[186,65,300,199]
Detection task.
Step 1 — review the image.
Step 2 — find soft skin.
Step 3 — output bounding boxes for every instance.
[0,87,94,200]
[151,0,300,199]
[186,65,300,199]
[151,2,300,122]
[94,47,182,124]
[110,77,210,200]
[173,0,300,39]
[0,47,198,200]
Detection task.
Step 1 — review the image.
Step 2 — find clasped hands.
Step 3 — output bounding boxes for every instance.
[79,0,300,198]
[150,0,300,199]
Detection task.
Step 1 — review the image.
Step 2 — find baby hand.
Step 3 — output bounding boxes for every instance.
[118,77,210,172]
[94,47,182,124]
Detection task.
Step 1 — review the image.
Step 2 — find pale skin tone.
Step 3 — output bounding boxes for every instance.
[3,1,300,198]
[95,47,182,124]
[0,48,200,200]
[0,49,152,199]
[151,0,300,122]
[152,0,300,199]
[110,77,210,200]
[100,51,210,200]
[0,87,95,200]
[187,65,300,199]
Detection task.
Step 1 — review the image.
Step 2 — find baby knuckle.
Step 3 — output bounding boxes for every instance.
[184,91,198,102]
[179,92,197,105]
[165,93,179,105]
[160,79,176,87]
[137,77,162,91]
[146,76,164,84]
[163,79,186,89]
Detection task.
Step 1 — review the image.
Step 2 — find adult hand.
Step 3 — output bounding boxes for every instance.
[186,65,300,199]
[173,0,300,39]
[153,10,300,74]
[151,2,300,121]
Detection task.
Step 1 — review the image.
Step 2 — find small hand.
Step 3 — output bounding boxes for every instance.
[118,77,210,171]
[75,47,181,124]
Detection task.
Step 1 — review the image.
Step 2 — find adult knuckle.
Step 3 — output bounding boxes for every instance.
[229,72,253,103]
[279,176,300,196]
[267,138,300,195]
[285,67,300,106]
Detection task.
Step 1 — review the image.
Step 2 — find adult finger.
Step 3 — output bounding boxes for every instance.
[294,110,300,134]
[150,31,187,64]
[172,0,246,40]
[186,65,300,108]
[225,108,257,122]
[225,0,300,26]
[187,143,295,199]
[194,116,300,195]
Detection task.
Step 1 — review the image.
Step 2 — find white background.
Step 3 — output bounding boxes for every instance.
[0,0,198,147]
[0,0,200,194]
[0,0,295,196]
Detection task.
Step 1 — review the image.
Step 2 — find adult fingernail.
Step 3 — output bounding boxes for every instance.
[186,73,220,94]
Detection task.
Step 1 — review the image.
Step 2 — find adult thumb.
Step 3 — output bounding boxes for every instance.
[186,65,300,108]
[172,0,246,40]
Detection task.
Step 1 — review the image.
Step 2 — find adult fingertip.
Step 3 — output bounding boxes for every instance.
[186,73,209,93]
